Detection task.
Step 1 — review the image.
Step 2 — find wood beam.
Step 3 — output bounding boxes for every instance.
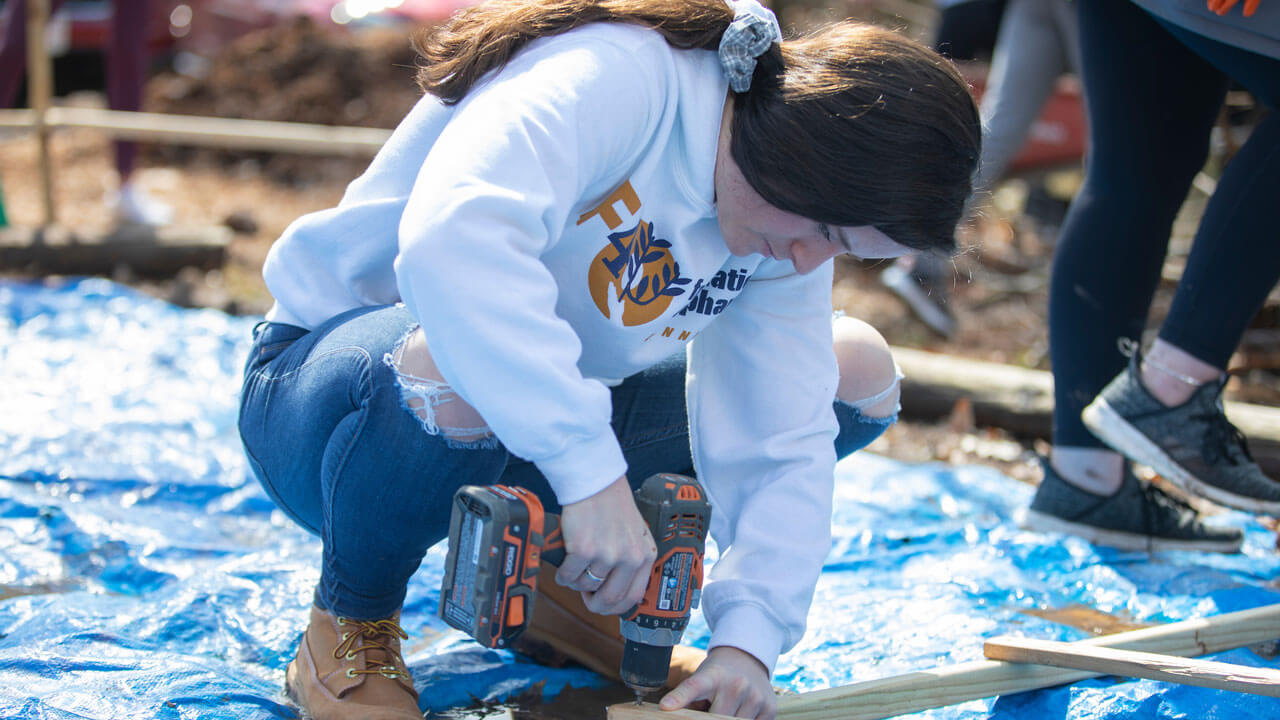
[607,702,739,720]
[774,603,1280,720]
[25,0,55,225]
[984,636,1280,697]
[606,605,1280,720]
[0,107,391,157]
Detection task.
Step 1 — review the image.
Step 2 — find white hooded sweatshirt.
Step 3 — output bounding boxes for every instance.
[262,23,839,673]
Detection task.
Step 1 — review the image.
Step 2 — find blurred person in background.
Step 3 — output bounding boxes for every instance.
[933,0,1006,62]
[0,0,173,225]
[1026,0,1280,553]
[883,0,1081,338]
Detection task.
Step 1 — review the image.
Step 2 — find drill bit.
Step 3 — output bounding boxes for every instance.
[633,689,646,705]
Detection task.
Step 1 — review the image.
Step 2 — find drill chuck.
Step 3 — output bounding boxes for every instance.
[621,638,672,693]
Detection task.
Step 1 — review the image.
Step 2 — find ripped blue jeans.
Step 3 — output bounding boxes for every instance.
[238,304,895,619]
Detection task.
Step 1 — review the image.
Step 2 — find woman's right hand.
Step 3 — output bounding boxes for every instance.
[556,474,657,616]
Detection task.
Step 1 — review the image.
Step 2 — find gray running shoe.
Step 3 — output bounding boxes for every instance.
[1024,457,1243,553]
[881,255,956,338]
[1083,353,1280,516]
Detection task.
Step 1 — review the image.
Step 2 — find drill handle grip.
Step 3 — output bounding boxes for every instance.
[536,511,639,618]
[539,513,566,567]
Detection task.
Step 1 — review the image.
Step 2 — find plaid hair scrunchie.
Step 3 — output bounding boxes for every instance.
[717,0,782,93]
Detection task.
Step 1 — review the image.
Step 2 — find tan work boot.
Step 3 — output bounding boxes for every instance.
[510,560,706,688]
[285,605,422,719]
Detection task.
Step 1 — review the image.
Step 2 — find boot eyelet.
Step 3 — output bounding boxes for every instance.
[345,652,356,660]
[346,668,358,679]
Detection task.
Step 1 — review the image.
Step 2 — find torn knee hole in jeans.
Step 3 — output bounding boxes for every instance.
[838,368,903,420]
[384,331,497,449]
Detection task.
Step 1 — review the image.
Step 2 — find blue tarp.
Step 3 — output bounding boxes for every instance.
[1,277,1277,719]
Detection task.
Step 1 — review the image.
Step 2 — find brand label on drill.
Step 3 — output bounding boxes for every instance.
[658,552,690,612]
[444,511,487,629]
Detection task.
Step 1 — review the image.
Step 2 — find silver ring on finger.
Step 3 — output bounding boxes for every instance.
[584,567,605,584]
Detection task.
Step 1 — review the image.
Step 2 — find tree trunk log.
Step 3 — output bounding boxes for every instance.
[893,346,1280,477]
[0,224,229,278]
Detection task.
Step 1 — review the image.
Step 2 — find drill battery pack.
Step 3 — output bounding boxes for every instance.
[438,485,560,648]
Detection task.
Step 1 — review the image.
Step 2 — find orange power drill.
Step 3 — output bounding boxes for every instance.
[439,472,712,698]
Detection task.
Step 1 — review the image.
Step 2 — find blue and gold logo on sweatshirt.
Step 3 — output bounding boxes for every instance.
[587,220,691,326]
[579,181,691,326]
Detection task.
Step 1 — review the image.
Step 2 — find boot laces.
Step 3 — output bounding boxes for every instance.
[335,617,410,679]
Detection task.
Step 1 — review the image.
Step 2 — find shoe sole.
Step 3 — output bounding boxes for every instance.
[1083,397,1280,516]
[284,662,314,720]
[1023,509,1243,554]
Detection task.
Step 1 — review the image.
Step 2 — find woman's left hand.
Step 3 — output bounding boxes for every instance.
[658,646,777,720]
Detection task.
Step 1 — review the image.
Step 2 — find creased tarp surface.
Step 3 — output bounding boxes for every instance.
[0,278,1277,719]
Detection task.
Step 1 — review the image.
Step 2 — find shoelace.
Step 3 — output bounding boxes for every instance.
[334,618,410,680]
[1138,481,1199,540]
[1197,410,1253,466]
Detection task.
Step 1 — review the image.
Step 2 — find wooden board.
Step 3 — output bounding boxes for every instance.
[984,636,1280,697]
[607,702,741,720]
[774,603,1280,720]
[0,107,391,157]
[605,605,1280,720]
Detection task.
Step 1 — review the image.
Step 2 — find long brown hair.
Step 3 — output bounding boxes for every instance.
[413,0,980,253]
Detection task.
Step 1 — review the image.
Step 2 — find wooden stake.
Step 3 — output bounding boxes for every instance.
[25,0,55,225]
[984,636,1280,698]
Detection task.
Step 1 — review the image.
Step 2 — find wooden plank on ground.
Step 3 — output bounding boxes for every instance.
[0,224,229,277]
[773,603,1280,720]
[607,702,738,720]
[984,636,1280,697]
[608,605,1280,720]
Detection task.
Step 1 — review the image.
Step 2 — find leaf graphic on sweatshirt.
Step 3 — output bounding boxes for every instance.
[588,219,689,326]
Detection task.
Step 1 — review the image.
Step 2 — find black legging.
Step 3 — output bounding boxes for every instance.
[934,0,1008,62]
[1049,0,1280,448]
